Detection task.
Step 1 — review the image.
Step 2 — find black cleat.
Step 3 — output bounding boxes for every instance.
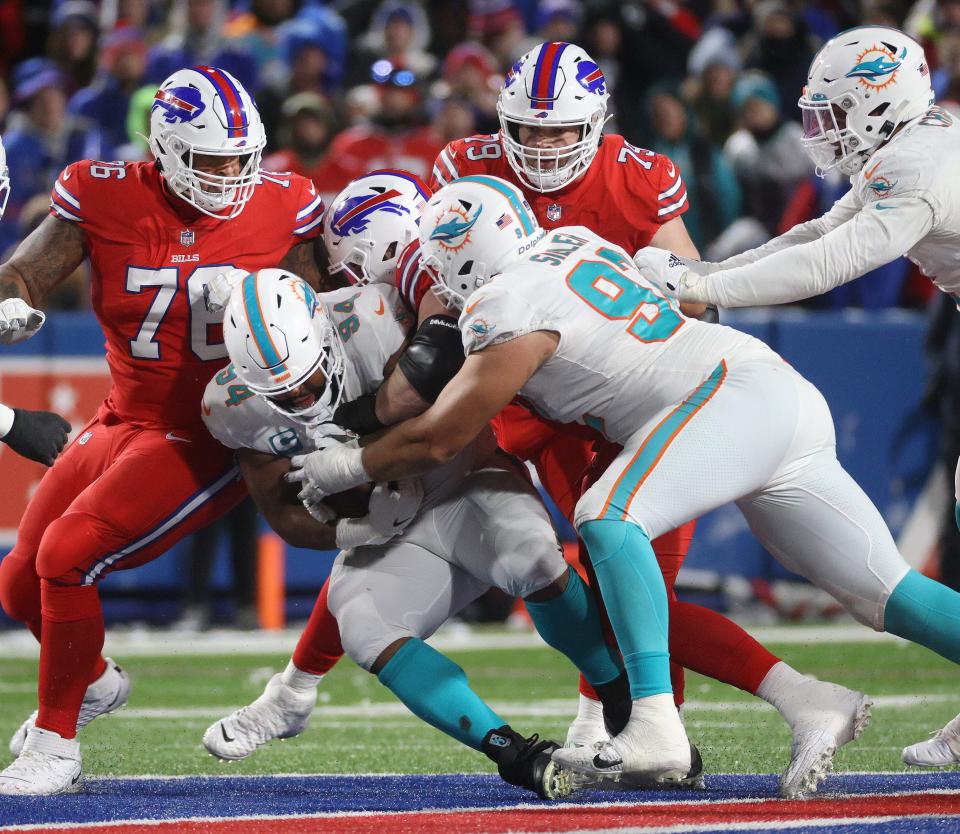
[482,726,574,800]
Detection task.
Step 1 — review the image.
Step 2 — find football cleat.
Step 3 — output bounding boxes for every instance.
[0,727,82,795]
[203,673,316,761]
[902,713,960,768]
[552,693,691,785]
[779,681,872,798]
[621,743,706,790]
[482,727,574,800]
[10,657,131,758]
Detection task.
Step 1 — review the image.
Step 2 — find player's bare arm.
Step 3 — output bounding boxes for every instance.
[373,290,459,426]
[238,447,338,550]
[0,215,86,306]
[362,331,558,481]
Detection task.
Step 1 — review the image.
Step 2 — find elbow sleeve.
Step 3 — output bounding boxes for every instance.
[397,314,465,403]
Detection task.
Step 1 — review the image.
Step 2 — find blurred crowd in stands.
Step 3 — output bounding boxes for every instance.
[0,0,956,309]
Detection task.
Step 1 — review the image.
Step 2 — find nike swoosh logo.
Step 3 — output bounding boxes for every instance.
[874,203,895,210]
[165,432,192,443]
[72,772,82,785]
[220,723,235,743]
[374,298,385,315]
[666,162,676,178]
[201,402,212,417]
[63,170,72,181]
[465,300,480,314]
[307,181,316,195]
[593,753,623,769]
[864,160,882,180]
[393,515,415,528]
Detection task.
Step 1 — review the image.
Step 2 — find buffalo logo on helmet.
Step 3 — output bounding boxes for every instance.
[429,202,483,253]
[845,43,906,89]
[329,188,410,237]
[575,61,606,95]
[152,86,207,124]
[505,57,525,89]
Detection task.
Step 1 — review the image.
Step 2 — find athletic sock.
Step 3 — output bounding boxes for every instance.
[525,567,623,687]
[670,600,779,695]
[37,581,104,740]
[578,519,672,700]
[755,661,811,727]
[377,638,505,751]
[885,569,960,663]
[281,659,323,693]
[292,579,344,676]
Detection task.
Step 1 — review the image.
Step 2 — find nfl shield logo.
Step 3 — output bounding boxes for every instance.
[180,230,195,247]
[546,204,562,222]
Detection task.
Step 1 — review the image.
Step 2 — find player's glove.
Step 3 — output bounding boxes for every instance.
[204,268,249,315]
[332,479,424,549]
[631,248,718,305]
[1,408,71,465]
[0,298,45,344]
[286,437,367,500]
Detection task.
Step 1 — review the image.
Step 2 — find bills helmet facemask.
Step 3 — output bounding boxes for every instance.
[223,269,346,425]
[799,26,933,177]
[323,170,431,285]
[497,41,610,193]
[420,175,544,310]
[0,135,9,220]
[149,66,266,219]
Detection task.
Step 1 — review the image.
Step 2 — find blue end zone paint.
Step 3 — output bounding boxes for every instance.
[3,773,960,828]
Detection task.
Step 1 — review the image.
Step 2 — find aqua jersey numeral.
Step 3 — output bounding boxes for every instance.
[566,248,682,343]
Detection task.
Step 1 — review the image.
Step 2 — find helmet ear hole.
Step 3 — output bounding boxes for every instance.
[458,260,474,276]
[869,102,890,117]
[383,241,398,261]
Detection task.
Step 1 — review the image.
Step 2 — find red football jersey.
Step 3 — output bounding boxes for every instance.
[49,161,325,429]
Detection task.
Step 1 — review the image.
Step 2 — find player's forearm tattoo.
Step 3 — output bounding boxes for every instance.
[0,215,86,306]
[278,239,347,294]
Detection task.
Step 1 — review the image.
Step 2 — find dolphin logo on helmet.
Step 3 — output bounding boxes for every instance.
[430,204,483,246]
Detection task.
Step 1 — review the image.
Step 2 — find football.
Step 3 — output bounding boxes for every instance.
[322,483,374,519]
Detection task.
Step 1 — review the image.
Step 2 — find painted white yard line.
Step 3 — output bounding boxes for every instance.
[0,622,905,659]
[102,693,957,722]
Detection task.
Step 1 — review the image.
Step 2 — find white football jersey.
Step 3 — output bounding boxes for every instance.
[204,283,493,504]
[460,226,777,445]
[709,107,960,307]
[850,107,960,296]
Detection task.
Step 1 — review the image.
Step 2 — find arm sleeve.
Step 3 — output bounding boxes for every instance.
[717,186,863,269]
[704,195,936,308]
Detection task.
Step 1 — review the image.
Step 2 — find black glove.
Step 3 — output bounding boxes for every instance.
[2,408,71,466]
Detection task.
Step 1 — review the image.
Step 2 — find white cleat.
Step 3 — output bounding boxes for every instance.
[203,673,317,761]
[779,681,872,799]
[0,727,82,795]
[903,713,960,768]
[553,693,691,785]
[9,657,131,758]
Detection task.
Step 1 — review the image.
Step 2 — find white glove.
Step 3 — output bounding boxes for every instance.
[366,478,423,537]
[0,298,45,344]
[631,248,715,305]
[286,437,367,500]
[301,492,336,524]
[333,480,424,549]
[203,268,249,315]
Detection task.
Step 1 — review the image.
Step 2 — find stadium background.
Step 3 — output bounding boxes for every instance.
[0,0,950,630]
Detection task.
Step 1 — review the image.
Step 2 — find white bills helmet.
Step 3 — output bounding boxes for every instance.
[223,269,345,425]
[799,26,933,177]
[0,135,9,220]
[497,41,610,193]
[149,66,266,219]
[323,170,431,285]
[420,175,545,310]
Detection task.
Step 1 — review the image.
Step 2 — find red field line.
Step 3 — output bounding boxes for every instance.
[20,791,960,834]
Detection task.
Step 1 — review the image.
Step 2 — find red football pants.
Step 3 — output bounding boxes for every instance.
[0,411,246,736]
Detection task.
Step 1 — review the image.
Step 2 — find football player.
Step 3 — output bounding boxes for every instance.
[0,66,328,795]
[0,133,72,466]
[289,175,960,791]
[202,267,633,800]
[388,41,863,795]
[625,27,960,770]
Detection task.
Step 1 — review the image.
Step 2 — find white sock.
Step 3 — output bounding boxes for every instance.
[756,661,810,726]
[574,692,605,725]
[281,660,323,693]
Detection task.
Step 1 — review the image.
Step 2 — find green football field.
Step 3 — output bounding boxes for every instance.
[1,627,957,779]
